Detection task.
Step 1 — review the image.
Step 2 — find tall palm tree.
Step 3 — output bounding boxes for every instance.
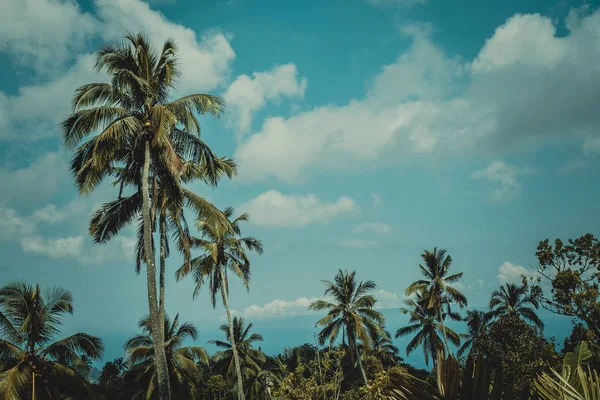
[309,269,385,385]
[405,248,467,356]
[395,294,460,368]
[124,314,209,400]
[489,283,544,330]
[62,32,229,400]
[0,282,104,399]
[457,310,491,359]
[176,208,263,400]
[209,317,266,395]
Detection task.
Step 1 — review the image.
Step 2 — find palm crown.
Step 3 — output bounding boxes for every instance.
[124,314,209,400]
[209,317,266,381]
[0,282,104,399]
[176,207,263,306]
[489,283,544,330]
[396,294,460,367]
[309,269,385,385]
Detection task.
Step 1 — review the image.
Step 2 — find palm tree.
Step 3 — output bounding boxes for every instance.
[0,282,104,399]
[124,314,209,400]
[395,294,460,367]
[457,310,491,359]
[370,330,402,367]
[405,248,467,356]
[176,208,263,400]
[209,317,266,395]
[309,269,385,385]
[489,283,544,330]
[62,32,229,400]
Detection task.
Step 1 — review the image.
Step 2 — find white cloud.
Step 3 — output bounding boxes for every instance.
[235,10,600,183]
[239,190,358,227]
[476,278,484,288]
[224,63,307,134]
[242,297,320,320]
[21,235,84,259]
[96,0,235,94]
[371,193,383,207]
[31,204,68,223]
[497,261,534,285]
[374,289,402,309]
[352,222,392,235]
[0,206,35,240]
[0,152,69,205]
[472,161,530,203]
[0,0,98,73]
[0,0,236,141]
[449,281,472,292]
[0,55,101,140]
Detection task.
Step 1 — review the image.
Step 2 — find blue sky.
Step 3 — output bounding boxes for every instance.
[1,0,599,367]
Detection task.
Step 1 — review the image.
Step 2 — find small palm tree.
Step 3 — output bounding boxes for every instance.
[309,269,385,385]
[176,207,262,400]
[405,248,467,356]
[209,317,266,393]
[457,310,491,359]
[489,283,544,330]
[124,314,209,400]
[0,282,104,399]
[396,294,460,367]
[370,330,402,367]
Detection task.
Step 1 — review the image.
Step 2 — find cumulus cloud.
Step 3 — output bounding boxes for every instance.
[96,0,235,94]
[497,261,534,285]
[241,297,320,319]
[31,204,68,223]
[374,289,402,308]
[239,190,358,227]
[0,0,98,73]
[0,152,69,206]
[21,235,84,259]
[235,10,600,183]
[352,222,392,235]
[0,206,35,240]
[0,0,235,141]
[472,161,531,203]
[224,63,307,134]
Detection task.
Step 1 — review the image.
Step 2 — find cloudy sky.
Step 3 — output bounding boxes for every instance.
[1,0,599,363]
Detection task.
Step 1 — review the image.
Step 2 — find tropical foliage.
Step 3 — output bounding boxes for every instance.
[1,31,596,400]
[309,269,385,385]
[124,314,209,399]
[0,282,103,399]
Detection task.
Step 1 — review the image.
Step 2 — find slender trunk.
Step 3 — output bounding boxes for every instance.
[159,205,167,334]
[31,372,35,400]
[437,307,451,358]
[219,266,246,400]
[141,140,171,400]
[355,345,368,385]
[349,333,368,385]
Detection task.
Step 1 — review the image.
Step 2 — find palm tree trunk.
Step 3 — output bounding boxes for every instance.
[219,265,246,400]
[437,307,451,358]
[142,140,171,400]
[349,333,368,385]
[159,207,167,333]
[31,372,35,400]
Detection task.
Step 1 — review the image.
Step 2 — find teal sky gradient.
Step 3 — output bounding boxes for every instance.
[1,0,598,367]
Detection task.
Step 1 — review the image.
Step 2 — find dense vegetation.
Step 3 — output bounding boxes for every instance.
[0,33,599,399]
